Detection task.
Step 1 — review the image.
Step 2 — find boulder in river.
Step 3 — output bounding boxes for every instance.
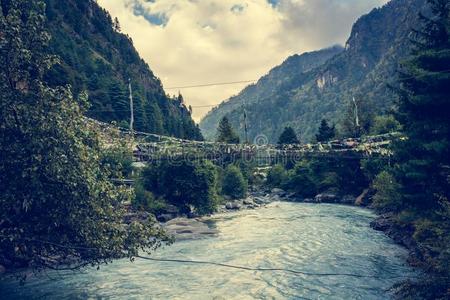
[271,188,286,196]
[243,197,255,205]
[341,195,356,205]
[163,218,218,240]
[225,201,242,210]
[314,193,338,203]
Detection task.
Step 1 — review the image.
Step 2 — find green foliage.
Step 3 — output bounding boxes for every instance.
[0,0,166,272]
[201,0,427,142]
[221,165,248,199]
[100,141,134,178]
[266,165,288,188]
[142,160,219,215]
[373,1,450,293]
[279,154,368,198]
[216,116,240,144]
[370,115,401,135]
[278,126,299,145]
[372,171,402,211]
[43,0,202,140]
[282,162,317,198]
[315,119,335,142]
[133,182,167,215]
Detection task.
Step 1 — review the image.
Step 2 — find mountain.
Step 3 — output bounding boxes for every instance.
[199,0,427,143]
[199,46,344,141]
[43,0,202,140]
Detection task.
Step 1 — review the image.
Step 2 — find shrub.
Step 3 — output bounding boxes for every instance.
[133,183,167,215]
[370,115,401,135]
[372,171,402,211]
[222,165,248,199]
[267,164,288,187]
[142,160,219,215]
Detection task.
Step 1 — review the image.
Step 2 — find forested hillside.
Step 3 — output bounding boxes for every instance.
[44,0,202,140]
[200,0,427,142]
[199,46,344,141]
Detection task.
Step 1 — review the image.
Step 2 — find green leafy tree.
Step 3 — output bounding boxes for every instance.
[221,165,248,199]
[278,126,299,145]
[216,116,240,144]
[370,115,401,135]
[0,0,166,273]
[315,119,336,142]
[142,160,219,215]
[266,165,288,188]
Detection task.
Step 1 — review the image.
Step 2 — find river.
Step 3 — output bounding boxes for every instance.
[1,202,417,299]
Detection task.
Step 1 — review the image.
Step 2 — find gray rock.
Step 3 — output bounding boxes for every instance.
[314,193,338,203]
[341,195,356,204]
[243,198,255,205]
[303,198,314,203]
[271,188,285,195]
[163,218,219,240]
[225,201,242,210]
[157,214,175,222]
[0,264,5,274]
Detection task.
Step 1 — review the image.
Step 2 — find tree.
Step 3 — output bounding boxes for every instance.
[370,115,401,135]
[0,1,166,274]
[278,126,299,145]
[385,0,450,294]
[142,160,219,215]
[216,116,240,144]
[340,97,375,138]
[393,0,450,210]
[315,119,336,142]
[221,165,248,199]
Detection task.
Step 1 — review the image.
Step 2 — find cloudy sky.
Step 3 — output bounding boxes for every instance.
[98,0,388,122]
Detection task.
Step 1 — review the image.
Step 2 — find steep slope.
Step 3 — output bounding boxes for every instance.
[200,46,344,140]
[43,0,202,140]
[200,0,426,142]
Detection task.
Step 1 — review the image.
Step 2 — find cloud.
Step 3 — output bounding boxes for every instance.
[98,0,388,122]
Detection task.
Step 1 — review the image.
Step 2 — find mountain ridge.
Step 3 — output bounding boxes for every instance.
[44,0,202,140]
[199,0,427,142]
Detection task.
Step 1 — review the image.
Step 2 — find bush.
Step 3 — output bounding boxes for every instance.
[267,164,288,188]
[372,171,402,211]
[132,182,167,215]
[142,160,219,215]
[222,165,248,199]
[370,115,401,135]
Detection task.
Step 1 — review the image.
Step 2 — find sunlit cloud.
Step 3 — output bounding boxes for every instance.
[98,0,388,122]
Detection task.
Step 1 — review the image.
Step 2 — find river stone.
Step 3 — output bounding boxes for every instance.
[271,188,285,195]
[314,193,338,203]
[157,214,175,222]
[226,201,242,210]
[163,218,218,240]
[341,195,356,204]
[243,197,255,205]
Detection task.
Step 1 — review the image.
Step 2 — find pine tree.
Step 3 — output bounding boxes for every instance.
[315,119,336,142]
[278,126,299,145]
[393,0,450,210]
[216,116,240,144]
[388,0,450,292]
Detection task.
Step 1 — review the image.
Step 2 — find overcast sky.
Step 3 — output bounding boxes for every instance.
[98,0,389,122]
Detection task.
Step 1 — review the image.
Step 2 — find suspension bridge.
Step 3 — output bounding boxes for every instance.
[87,118,399,166]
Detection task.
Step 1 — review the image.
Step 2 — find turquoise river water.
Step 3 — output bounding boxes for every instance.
[1,202,418,299]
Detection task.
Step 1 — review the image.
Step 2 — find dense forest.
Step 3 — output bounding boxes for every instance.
[43,0,202,140]
[200,0,427,142]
